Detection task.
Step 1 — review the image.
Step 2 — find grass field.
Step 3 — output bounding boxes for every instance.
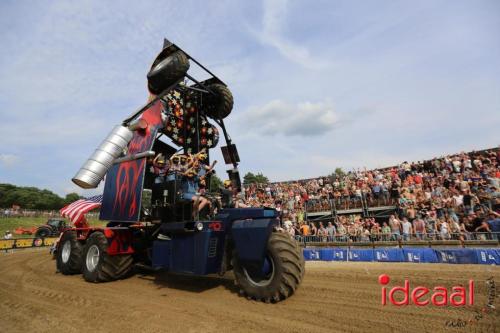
[0,217,106,238]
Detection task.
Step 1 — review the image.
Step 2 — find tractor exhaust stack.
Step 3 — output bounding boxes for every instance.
[72,125,134,189]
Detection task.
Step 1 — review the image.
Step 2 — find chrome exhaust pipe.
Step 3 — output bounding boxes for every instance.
[72,125,134,189]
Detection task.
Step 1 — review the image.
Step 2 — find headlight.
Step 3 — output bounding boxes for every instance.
[196,222,204,231]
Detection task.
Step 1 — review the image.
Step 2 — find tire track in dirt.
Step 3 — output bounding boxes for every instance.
[1,249,498,333]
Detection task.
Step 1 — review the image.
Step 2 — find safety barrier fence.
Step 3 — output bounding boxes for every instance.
[0,237,58,250]
[303,247,500,265]
[295,232,500,244]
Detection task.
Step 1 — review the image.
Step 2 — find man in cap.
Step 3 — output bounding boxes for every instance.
[152,153,170,184]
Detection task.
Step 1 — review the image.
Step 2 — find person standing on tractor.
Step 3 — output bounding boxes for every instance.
[152,153,170,183]
[190,149,216,194]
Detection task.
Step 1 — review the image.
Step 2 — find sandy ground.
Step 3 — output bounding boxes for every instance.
[0,248,498,333]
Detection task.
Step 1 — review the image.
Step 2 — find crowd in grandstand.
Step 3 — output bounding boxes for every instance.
[241,148,500,241]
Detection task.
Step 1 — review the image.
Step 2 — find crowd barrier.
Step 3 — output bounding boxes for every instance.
[0,237,58,250]
[303,247,500,265]
[3,236,499,265]
[296,232,500,243]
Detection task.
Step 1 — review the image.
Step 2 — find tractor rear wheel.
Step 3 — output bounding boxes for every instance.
[147,50,190,95]
[82,232,134,283]
[232,232,305,302]
[56,231,83,275]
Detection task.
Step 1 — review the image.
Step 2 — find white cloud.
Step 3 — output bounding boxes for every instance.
[254,0,330,69]
[0,154,20,167]
[238,99,338,136]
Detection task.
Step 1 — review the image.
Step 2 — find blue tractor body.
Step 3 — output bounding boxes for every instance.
[151,208,279,275]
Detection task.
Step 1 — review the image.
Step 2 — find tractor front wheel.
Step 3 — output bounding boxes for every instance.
[232,232,305,302]
[204,83,233,119]
[147,50,190,95]
[56,231,83,275]
[82,232,133,283]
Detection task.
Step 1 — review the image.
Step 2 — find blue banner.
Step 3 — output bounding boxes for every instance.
[348,249,374,261]
[374,248,404,262]
[402,248,439,263]
[434,249,478,264]
[475,249,500,265]
[302,247,498,265]
[333,248,348,261]
[303,248,321,261]
[320,248,335,261]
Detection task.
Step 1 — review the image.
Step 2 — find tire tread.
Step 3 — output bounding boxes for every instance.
[233,232,305,302]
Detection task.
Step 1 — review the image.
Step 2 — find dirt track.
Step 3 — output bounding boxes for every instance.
[1,249,498,333]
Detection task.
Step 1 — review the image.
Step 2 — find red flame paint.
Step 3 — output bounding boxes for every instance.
[112,101,163,219]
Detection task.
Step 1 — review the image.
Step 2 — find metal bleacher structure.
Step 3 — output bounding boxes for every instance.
[305,195,397,222]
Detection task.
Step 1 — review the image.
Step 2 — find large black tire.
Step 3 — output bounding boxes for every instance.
[82,232,133,283]
[56,231,83,275]
[147,50,189,95]
[233,232,305,303]
[204,83,233,119]
[293,235,306,280]
[35,226,52,238]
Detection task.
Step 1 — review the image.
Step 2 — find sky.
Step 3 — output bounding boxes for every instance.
[0,0,499,196]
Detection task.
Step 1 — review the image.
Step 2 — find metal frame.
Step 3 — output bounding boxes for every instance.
[121,38,238,169]
[305,195,397,222]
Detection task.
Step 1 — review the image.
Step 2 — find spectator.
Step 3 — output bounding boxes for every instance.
[389,215,401,241]
[336,223,347,241]
[486,211,500,240]
[439,219,451,240]
[381,222,391,241]
[413,215,426,240]
[299,222,310,236]
[236,147,498,243]
[309,222,318,236]
[4,230,12,240]
[317,222,327,241]
[401,218,412,241]
[326,221,336,241]
[3,230,13,253]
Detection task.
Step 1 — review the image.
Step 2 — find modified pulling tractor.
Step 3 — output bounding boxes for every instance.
[56,39,305,302]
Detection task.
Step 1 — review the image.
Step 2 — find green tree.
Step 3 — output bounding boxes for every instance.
[243,172,256,184]
[334,167,346,177]
[0,183,65,210]
[209,174,223,191]
[328,167,346,182]
[64,193,81,205]
[243,172,269,184]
